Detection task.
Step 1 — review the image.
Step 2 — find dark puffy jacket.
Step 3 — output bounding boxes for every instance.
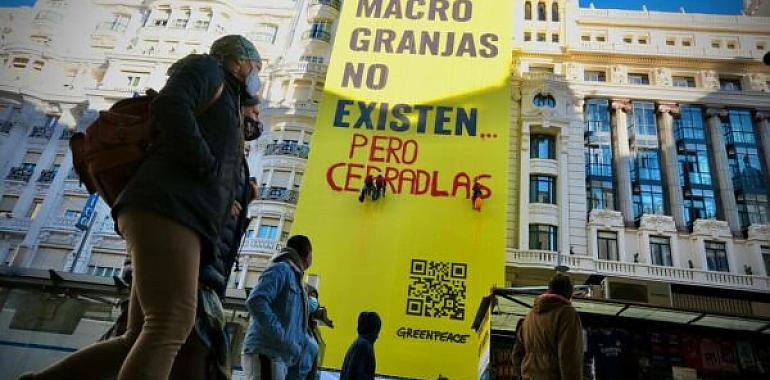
[340,312,381,380]
[512,293,584,380]
[113,54,244,255]
[200,157,251,296]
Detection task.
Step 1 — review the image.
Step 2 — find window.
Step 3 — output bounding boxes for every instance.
[623,36,633,44]
[711,40,721,49]
[638,37,648,45]
[257,224,278,240]
[676,106,717,227]
[0,195,19,213]
[537,2,546,21]
[666,38,676,46]
[763,246,770,276]
[171,8,191,29]
[758,42,767,51]
[629,73,650,85]
[725,109,770,228]
[529,224,557,251]
[584,70,606,82]
[98,13,130,32]
[597,231,618,261]
[63,209,80,219]
[525,2,532,20]
[126,75,141,88]
[551,2,559,21]
[596,35,606,42]
[524,32,531,42]
[537,33,546,42]
[552,34,559,43]
[672,76,696,88]
[251,24,278,44]
[300,55,325,64]
[87,266,121,278]
[581,34,590,42]
[246,229,255,238]
[682,39,692,47]
[27,199,44,219]
[530,134,555,159]
[726,41,737,50]
[629,102,657,136]
[530,175,556,204]
[649,236,672,266]
[720,78,742,91]
[705,241,729,272]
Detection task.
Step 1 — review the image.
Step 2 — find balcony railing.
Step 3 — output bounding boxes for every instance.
[29,126,53,139]
[302,29,332,43]
[256,187,299,204]
[265,143,309,159]
[241,238,282,255]
[507,249,770,292]
[6,167,33,182]
[309,0,342,10]
[37,169,57,183]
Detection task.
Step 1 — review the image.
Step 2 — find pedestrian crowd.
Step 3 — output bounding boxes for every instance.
[18,34,581,380]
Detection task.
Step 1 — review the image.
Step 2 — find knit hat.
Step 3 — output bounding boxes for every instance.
[210,35,261,62]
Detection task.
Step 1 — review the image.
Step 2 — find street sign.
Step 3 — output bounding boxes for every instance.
[75,194,98,231]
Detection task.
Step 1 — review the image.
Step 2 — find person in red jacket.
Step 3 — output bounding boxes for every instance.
[373,175,386,200]
[359,175,374,202]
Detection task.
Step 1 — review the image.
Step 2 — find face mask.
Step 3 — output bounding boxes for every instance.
[244,117,262,141]
[308,297,319,314]
[245,67,261,98]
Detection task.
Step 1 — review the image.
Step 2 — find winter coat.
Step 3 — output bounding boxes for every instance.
[113,54,244,255]
[512,293,583,380]
[340,312,381,380]
[243,248,309,365]
[200,157,252,296]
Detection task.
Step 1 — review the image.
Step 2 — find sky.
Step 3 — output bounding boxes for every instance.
[0,0,744,14]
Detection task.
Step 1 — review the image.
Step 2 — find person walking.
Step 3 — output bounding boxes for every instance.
[512,273,584,380]
[242,235,314,380]
[19,35,263,380]
[340,311,382,380]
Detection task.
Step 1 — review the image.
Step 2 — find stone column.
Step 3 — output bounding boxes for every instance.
[706,107,742,237]
[559,133,571,255]
[519,125,531,250]
[657,102,686,231]
[754,110,770,178]
[610,99,634,226]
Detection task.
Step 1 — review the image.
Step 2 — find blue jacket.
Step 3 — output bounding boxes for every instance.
[243,248,308,365]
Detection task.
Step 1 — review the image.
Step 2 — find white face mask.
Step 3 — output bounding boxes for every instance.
[245,67,261,98]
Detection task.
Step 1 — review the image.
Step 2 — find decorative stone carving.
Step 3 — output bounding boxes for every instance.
[639,214,677,233]
[701,70,720,90]
[657,102,680,116]
[610,65,628,85]
[745,73,766,92]
[652,68,672,87]
[529,203,559,225]
[692,219,731,239]
[588,209,624,228]
[755,110,770,123]
[747,224,770,241]
[611,99,631,113]
[705,107,728,122]
[565,63,583,82]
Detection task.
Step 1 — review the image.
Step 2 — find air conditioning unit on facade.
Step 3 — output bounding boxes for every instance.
[602,277,672,307]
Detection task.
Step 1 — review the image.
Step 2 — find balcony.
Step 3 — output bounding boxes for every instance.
[265,143,309,159]
[37,169,57,183]
[0,216,32,232]
[507,249,770,292]
[241,238,282,256]
[6,167,33,182]
[255,187,299,205]
[50,216,78,230]
[302,29,332,44]
[308,0,341,21]
[29,125,53,140]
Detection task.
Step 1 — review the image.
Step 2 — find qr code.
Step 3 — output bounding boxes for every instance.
[406,259,467,320]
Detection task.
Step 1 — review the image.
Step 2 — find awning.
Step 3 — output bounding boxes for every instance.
[473,287,770,334]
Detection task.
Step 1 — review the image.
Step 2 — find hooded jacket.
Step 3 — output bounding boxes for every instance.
[113,54,244,255]
[243,247,309,365]
[512,293,583,380]
[340,312,381,380]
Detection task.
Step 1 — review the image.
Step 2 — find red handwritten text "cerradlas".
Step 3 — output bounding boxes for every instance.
[326,133,492,199]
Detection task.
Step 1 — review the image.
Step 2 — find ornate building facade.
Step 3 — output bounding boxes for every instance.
[1,0,769,319]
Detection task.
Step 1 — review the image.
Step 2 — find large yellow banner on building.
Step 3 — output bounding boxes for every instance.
[292,1,512,378]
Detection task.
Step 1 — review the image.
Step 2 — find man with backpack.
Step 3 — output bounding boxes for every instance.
[21,35,262,380]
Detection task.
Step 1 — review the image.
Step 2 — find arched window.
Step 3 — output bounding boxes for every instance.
[552,2,559,22]
[525,2,532,20]
[538,2,546,21]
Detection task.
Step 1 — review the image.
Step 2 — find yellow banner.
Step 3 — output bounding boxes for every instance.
[292,1,512,378]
